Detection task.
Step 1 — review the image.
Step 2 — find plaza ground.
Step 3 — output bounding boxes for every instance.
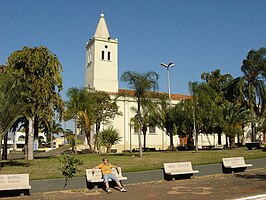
[1,167,266,200]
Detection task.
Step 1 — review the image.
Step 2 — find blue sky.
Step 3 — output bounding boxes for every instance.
[1,0,266,129]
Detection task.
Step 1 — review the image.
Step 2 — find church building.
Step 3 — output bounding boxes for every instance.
[84,13,262,152]
[84,13,194,152]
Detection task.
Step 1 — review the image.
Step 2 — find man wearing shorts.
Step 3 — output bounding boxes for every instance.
[94,158,127,194]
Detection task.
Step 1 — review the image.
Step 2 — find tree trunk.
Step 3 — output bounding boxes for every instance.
[0,135,2,161]
[24,119,29,160]
[27,116,34,160]
[217,130,222,145]
[2,133,8,160]
[225,134,229,148]
[229,135,236,149]
[74,116,77,155]
[137,102,143,157]
[169,132,174,151]
[94,122,101,152]
[142,125,147,152]
[251,123,256,142]
[85,129,92,150]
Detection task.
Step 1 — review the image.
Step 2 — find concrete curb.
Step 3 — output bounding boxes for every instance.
[30,158,266,193]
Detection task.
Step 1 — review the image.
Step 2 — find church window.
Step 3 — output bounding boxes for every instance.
[149,125,156,134]
[101,51,105,60]
[108,51,111,61]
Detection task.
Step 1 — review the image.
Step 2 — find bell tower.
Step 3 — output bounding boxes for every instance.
[85,13,118,93]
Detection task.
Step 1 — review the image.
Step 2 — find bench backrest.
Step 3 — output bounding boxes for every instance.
[0,174,31,190]
[164,162,193,173]
[222,157,247,167]
[86,167,123,181]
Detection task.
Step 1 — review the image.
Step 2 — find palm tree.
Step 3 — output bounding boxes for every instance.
[121,71,159,157]
[65,87,88,154]
[98,126,121,153]
[223,102,252,148]
[49,121,63,149]
[239,47,266,141]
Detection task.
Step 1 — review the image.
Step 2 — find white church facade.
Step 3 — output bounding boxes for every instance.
[83,14,265,152]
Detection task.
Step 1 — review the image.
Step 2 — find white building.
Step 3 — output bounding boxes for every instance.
[84,13,265,152]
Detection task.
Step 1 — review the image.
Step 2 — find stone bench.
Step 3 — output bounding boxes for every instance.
[222,157,252,173]
[163,162,199,180]
[86,167,127,189]
[0,174,31,196]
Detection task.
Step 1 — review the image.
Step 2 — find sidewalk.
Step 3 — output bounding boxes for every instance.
[1,167,266,200]
[30,158,266,193]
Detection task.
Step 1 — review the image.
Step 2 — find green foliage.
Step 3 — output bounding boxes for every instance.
[6,46,64,160]
[121,71,159,157]
[66,134,76,153]
[59,154,83,188]
[98,126,121,153]
[0,70,30,137]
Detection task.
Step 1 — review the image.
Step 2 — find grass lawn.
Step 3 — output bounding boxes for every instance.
[0,147,265,180]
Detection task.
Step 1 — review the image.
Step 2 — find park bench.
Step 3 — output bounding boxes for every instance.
[86,167,127,189]
[222,157,252,173]
[163,162,199,180]
[0,174,31,196]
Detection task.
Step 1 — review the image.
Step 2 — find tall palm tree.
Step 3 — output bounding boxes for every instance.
[121,71,159,157]
[239,47,266,141]
[65,87,88,154]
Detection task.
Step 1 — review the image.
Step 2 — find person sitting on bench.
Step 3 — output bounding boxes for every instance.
[93,157,127,194]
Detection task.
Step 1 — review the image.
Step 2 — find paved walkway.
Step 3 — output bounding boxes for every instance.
[1,167,266,200]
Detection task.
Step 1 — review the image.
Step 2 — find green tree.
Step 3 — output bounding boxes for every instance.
[238,47,266,141]
[0,71,30,159]
[92,91,121,152]
[150,94,180,151]
[201,69,234,144]
[65,87,88,154]
[7,46,64,160]
[223,102,251,148]
[121,71,159,157]
[98,126,121,153]
[49,121,63,149]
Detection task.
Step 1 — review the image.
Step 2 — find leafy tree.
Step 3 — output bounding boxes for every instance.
[238,47,266,141]
[7,46,64,160]
[92,91,121,152]
[98,126,121,153]
[151,94,180,151]
[201,69,234,144]
[0,70,30,159]
[65,87,88,154]
[65,88,120,152]
[121,71,159,157]
[188,81,224,150]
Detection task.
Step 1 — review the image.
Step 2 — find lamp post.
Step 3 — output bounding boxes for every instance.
[161,62,175,105]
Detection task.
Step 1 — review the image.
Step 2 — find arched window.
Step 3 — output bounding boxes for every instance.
[108,51,111,61]
[101,51,105,60]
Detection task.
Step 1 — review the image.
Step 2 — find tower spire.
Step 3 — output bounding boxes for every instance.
[94,13,110,39]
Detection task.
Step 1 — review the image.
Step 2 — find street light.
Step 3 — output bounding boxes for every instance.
[161,62,175,105]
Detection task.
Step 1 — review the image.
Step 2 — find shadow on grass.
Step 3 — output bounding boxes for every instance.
[0,160,30,167]
[235,173,266,181]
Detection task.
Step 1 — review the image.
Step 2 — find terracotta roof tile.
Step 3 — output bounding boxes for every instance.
[109,88,192,100]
